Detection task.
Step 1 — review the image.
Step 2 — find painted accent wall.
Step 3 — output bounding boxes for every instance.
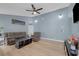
[33,7,72,41]
[68,4,79,36]
[1,3,79,41]
[0,14,29,33]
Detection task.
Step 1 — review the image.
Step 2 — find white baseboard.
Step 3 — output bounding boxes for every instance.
[41,37,64,42]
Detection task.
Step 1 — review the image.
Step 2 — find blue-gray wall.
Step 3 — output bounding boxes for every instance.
[1,4,79,41]
[33,6,73,41]
[0,14,29,32]
[68,4,79,35]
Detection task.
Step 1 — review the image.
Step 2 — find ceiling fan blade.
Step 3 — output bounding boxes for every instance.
[36,11,40,14]
[26,10,33,11]
[36,8,43,11]
[31,4,36,10]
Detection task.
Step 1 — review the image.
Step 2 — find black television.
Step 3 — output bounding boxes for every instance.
[73,3,79,23]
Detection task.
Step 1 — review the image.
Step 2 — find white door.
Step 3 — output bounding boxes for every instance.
[28,25,34,36]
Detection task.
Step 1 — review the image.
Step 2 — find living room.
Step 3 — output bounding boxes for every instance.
[0,3,79,56]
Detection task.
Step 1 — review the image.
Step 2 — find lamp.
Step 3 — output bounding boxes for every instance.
[34,20,38,23]
[58,14,63,19]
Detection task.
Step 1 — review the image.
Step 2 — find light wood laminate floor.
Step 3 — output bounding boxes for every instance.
[0,39,65,56]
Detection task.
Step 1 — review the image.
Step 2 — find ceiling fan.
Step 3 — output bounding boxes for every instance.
[26,4,43,15]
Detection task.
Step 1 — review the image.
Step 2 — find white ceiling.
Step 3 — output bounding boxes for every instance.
[0,3,71,17]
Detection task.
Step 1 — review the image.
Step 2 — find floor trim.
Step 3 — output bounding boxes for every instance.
[41,37,64,42]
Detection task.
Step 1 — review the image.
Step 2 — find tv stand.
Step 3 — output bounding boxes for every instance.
[15,37,32,49]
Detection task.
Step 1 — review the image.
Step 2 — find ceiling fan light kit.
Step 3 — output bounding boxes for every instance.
[32,12,37,15]
[26,4,43,15]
